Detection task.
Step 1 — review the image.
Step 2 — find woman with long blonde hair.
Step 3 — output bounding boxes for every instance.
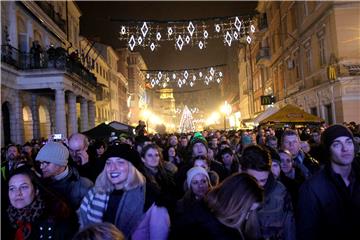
[78,144,170,240]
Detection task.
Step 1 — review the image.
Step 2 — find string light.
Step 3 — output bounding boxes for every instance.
[114,14,256,51]
[142,64,225,89]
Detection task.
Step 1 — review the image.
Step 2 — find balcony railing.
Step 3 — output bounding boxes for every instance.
[34,1,66,32]
[256,47,270,63]
[1,44,96,88]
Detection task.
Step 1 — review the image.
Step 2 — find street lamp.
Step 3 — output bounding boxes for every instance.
[220,101,232,130]
[142,109,151,132]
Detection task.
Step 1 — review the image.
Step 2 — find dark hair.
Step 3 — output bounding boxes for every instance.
[220,147,233,157]
[281,129,299,145]
[190,155,211,166]
[140,143,163,160]
[93,140,107,150]
[241,145,272,171]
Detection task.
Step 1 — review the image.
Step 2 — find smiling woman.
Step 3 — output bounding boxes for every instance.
[78,144,171,240]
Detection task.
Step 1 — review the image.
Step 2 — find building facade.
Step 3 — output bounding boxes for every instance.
[240,1,360,125]
[1,1,96,146]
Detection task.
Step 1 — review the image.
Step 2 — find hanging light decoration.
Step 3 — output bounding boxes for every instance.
[115,14,255,51]
[142,64,225,89]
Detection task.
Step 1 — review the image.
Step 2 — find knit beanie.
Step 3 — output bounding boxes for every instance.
[321,124,354,151]
[190,132,208,149]
[35,142,69,166]
[241,135,252,145]
[103,144,143,170]
[186,166,211,189]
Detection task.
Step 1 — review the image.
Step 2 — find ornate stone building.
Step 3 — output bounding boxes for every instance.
[240,1,360,125]
[1,1,96,145]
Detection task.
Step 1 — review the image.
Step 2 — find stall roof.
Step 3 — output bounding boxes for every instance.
[259,104,324,125]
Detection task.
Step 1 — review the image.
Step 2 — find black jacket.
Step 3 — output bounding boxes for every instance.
[170,200,243,240]
[296,163,360,240]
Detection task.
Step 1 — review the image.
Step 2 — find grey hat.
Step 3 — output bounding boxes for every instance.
[35,142,69,166]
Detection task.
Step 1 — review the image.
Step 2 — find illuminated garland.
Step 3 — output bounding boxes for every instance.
[142,64,225,88]
[114,15,256,51]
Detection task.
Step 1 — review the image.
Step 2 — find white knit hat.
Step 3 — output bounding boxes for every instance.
[186,166,210,189]
[35,142,69,166]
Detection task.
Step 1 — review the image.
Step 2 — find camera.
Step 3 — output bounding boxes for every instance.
[53,134,62,140]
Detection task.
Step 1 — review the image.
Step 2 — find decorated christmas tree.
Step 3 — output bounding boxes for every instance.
[179,105,195,133]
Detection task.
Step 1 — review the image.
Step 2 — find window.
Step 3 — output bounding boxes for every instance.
[294,50,300,79]
[324,104,333,125]
[305,48,312,74]
[318,37,326,66]
[310,107,317,116]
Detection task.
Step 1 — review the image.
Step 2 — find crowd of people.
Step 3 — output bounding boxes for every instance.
[1,121,360,240]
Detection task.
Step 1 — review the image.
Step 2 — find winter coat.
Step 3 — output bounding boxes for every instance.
[170,200,243,240]
[296,163,360,240]
[79,184,170,240]
[45,166,93,210]
[256,174,296,240]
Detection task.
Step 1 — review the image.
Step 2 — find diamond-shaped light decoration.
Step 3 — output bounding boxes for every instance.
[182,79,186,84]
[184,70,189,79]
[178,79,182,87]
[234,31,238,40]
[185,35,191,44]
[251,25,256,33]
[151,79,156,86]
[234,17,242,31]
[193,75,196,81]
[219,71,223,77]
[121,26,126,35]
[156,79,159,85]
[204,30,208,39]
[150,43,156,51]
[146,73,150,79]
[168,27,173,36]
[215,24,221,33]
[199,72,203,77]
[209,76,213,81]
[225,31,233,46]
[190,82,194,87]
[176,35,184,50]
[210,67,215,76]
[129,35,136,51]
[217,78,221,83]
[187,21,195,37]
[172,73,176,79]
[158,71,162,79]
[199,41,204,50]
[246,35,252,44]
[162,82,167,88]
[141,22,149,37]
[156,32,161,41]
[166,77,170,82]
[138,36,143,45]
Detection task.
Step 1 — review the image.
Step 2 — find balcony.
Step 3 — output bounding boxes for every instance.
[256,47,271,65]
[34,1,66,33]
[96,84,110,101]
[1,44,97,89]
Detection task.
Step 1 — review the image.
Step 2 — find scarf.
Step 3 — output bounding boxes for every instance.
[7,196,45,240]
[78,185,145,239]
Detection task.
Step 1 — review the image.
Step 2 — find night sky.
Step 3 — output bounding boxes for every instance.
[76,1,258,70]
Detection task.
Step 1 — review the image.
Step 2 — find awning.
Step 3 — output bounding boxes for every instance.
[259,104,324,125]
[253,106,279,125]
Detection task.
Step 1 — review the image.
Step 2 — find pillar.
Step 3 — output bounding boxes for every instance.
[80,97,88,132]
[88,101,95,129]
[68,92,77,135]
[55,88,66,137]
[31,94,40,139]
